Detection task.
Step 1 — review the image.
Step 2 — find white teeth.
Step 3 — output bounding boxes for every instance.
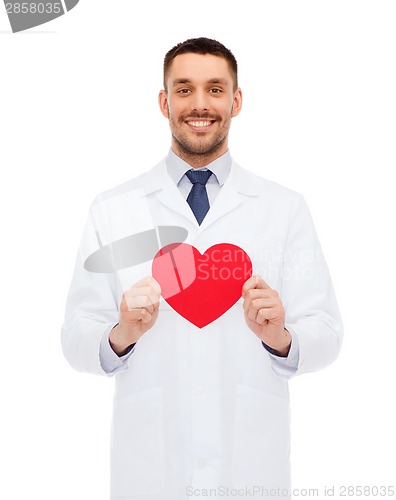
[188,121,212,127]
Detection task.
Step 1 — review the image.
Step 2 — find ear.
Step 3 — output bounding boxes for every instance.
[231,87,243,118]
[158,89,170,118]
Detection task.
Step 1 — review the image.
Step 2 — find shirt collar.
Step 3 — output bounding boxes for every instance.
[165,148,231,187]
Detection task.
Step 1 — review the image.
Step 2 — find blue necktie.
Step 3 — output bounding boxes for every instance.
[185,169,213,225]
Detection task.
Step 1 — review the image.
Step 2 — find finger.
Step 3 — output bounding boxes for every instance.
[255,307,279,325]
[241,275,258,296]
[246,304,276,323]
[131,276,162,296]
[140,309,154,324]
[244,297,279,315]
[127,286,161,309]
[124,294,155,314]
[121,306,153,324]
[242,274,270,297]
[243,289,279,314]
[252,275,271,290]
[242,288,273,307]
[245,307,276,325]
[120,292,158,314]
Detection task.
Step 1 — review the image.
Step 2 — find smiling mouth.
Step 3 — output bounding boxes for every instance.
[185,120,215,131]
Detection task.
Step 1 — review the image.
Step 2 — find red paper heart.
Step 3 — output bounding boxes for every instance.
[152,243,252,328]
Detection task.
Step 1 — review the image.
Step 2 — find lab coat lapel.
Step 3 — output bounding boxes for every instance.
[199,160,259,232]
[141,158,260,231]
[142,159,197,226]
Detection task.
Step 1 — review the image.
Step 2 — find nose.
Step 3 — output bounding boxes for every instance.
[190,89,210,113]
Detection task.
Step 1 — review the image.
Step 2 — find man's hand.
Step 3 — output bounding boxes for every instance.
[109,276,161,356]
[242,275,291,357]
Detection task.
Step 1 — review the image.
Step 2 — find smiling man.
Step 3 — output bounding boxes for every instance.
[62,38,343,500]
[159,49,242,166]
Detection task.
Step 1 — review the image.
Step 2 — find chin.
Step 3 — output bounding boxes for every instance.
[179,137,226,156]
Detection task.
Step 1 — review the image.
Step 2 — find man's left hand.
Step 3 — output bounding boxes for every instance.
[242,275,291,357]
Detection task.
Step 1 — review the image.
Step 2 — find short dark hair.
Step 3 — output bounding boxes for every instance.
[163,37,238,90]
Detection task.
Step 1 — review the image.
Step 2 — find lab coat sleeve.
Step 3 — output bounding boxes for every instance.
[262,328,300,378]
[275,194,343,378]
[61,206,132,377]
[99,328,135,374]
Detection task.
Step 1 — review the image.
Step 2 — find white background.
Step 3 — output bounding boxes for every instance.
[1,1,395,498]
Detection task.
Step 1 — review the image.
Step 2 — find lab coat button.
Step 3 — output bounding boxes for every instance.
[195,385,205,396]
[196,458,206,469]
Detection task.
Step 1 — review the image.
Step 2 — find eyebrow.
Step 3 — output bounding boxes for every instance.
[172,78,228,87]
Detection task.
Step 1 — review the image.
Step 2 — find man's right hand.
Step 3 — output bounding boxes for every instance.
[109,276,162,356]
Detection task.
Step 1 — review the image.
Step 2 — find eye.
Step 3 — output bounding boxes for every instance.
[176,88,192,94]
[209,88,223,93]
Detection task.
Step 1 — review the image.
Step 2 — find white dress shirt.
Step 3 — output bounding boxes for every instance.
[165,148,231,205]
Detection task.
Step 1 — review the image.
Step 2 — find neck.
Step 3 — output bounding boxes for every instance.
[171,142,228,169]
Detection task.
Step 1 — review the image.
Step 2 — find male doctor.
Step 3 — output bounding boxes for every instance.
[62,38,343,500]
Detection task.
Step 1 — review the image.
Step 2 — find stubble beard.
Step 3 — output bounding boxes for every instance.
[169,110,232,164]
[172,129,228,158]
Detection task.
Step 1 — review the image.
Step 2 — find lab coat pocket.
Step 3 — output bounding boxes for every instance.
[232,384,291,490]
[110,386,164,497]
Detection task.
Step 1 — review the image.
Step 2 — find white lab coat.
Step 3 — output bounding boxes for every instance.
[61,158,343,500]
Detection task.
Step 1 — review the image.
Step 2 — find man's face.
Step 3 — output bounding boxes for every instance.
[159,53,242,163]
